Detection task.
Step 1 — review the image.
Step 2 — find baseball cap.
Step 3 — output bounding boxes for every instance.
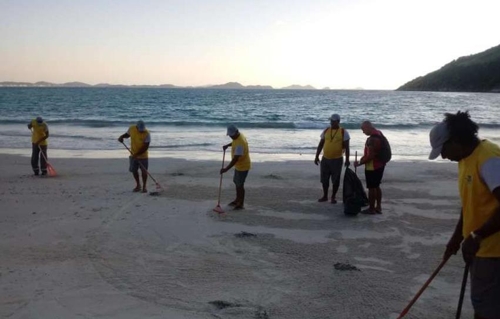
[36,116,43,123]
[226,124,238,137]
[136,120,146,132]
[330,114,340,122]
[428,121,450,160]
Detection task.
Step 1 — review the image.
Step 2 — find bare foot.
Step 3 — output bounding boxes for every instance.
[142,188,148,193]
[133,186,141,192]
[233,205,244,210]
[331,198,337,204]
[318,197,328,202]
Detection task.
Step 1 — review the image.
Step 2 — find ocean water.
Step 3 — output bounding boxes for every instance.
[1,88,500,161]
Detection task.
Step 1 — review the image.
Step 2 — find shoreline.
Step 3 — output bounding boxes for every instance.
[0,147,447,163]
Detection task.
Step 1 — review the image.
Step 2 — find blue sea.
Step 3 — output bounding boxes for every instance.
[1,88,500,161]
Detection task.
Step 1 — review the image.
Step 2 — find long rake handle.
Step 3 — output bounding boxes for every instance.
[121,142,161,187]
[38,145,49,164]
[216,150,226,206]
[355,151,357,174]
[456,263,470,319]
[397,256,450,318]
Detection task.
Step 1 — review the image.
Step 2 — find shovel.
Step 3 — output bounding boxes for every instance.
[121,142,164,195]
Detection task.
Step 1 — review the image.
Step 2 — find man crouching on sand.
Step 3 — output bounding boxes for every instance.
[429,111,500,319]
[118,120,151,193]
[220,125,251,210]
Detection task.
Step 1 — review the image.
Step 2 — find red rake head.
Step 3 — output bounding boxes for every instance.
[47,164,57,177]
[213,205,225,214]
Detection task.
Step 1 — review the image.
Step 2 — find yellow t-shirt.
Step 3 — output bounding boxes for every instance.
[459,140,500,257]
[31,119,48,146]
[231,133,251,171]
[322,127,345,159]
[128,125,150,159]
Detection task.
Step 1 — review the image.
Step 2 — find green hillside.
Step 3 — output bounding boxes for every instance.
[397,44,500,93]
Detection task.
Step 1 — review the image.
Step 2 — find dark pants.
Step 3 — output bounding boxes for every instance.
[31,144,47,175]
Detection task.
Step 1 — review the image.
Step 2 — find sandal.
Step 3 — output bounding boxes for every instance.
[361,209,377,215]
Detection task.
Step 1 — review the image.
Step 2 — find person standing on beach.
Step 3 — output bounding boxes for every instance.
[354,121,390,214]
[220,124,251,210]
[429,111,500,319]
[27,116,49,176]
[118,120,151,193]
[314,114,350,203]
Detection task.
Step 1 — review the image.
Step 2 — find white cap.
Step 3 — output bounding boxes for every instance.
[330,114,340,122]
[226,124,238,136]
[429,121,450,160]
[136,120,146,132]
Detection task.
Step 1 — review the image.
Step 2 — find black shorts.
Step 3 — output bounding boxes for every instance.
[129,157,149,173]
[233,170,249,187]
[470,257,500,318]
[320,157,343,185]
[365,166,385,188]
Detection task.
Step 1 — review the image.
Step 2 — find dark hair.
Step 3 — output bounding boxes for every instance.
[444,111,479,145]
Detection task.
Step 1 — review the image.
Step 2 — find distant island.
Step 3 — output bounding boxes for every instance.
[397,43,500,93]
[0,81,317,90]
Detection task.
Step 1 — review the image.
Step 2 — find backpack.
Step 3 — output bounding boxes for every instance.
[370,133,392,163]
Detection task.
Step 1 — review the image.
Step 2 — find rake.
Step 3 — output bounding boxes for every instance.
[213,149,226,214]
[38,145,57,177]
[121,142,164,195]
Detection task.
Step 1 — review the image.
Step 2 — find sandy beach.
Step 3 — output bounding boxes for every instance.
[0,153,473,318]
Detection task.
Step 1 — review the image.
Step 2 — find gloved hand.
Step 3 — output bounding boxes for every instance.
[443,234,463,260]
[461,235,481,264]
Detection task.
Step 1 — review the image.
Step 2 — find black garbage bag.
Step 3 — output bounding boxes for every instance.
[343,168,368,216]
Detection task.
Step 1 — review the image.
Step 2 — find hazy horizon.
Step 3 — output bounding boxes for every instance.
[1,0,499,90]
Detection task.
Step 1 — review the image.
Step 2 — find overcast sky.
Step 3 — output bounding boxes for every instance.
[1,0,499,89]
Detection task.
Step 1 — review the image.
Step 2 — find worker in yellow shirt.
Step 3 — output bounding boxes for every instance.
[220,125,251,210]
[429,111,500,319]
[27,116,49,176]
[118,120,151,193]
[314,114,350,203]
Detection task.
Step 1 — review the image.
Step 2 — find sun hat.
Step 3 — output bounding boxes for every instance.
[330,114,340,122]
[429,121,450,160]
[136,120,146,132]
[226,124,238,137]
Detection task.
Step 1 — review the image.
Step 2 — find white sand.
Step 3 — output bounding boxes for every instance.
[0,154,473,318]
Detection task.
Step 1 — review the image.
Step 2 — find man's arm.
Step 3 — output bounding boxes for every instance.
[221,155,241,174]
[222,142,232,151]
[314,139,325,165]
[344,139,350,167]
[473,187,500,239]
[35,129,49,145]
[357,137,379,166]
[27,123,33,130]
[133,142,150,158]
[118,132,131,143]
[461,188,500,263]
[444,210,464,260]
